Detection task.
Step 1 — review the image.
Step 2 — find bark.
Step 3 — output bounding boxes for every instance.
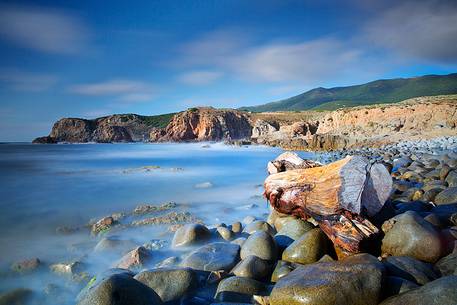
[267,152,322,175]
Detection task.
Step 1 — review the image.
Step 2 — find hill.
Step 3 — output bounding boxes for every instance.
[240,73,457,112]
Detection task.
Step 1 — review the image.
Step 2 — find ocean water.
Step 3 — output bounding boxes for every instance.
[0,142,315,303]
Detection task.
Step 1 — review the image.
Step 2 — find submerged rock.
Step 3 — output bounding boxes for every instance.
[133,202,177,215]
[181,242,240,272]
[114,246,152,270]
[94,237,137,254]
[11,258,41,274]
[91,216,117,235]
[134,268,196,303]
[0,288,35,305]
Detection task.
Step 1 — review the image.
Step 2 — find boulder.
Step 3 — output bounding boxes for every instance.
[181,242,240,272]
[271,261,293,283]
[435,187,457,205]
[270,254,384,305]
[380,276,457,305]
[383,276,419,298]
[0,288,34,305]
[231,221,242,234]
[435,242,457,276]
[381,211,444,263]
[231,255,271,280]
[94,237,137,254]
[240,231,278,261]
[445,170,457,187]
[383,256,438,285]
[76,272,162,305]
[215,276,266,303]
[134,268,196,302]
[275,218,314,240]
[282,228,329,265]
[11,258,41,273]
[172,223,211,247]
[216,226,233,241]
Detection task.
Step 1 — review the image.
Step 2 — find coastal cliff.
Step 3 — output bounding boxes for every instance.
[33,95,457,150]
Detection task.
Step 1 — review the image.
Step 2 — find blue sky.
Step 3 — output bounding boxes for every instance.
[0,0,456,141]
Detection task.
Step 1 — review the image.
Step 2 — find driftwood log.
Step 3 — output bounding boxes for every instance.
[264,155,392,255]
[267,152,322,175]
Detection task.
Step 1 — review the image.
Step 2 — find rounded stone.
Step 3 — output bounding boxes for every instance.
[275,218,314,240]
[231,221,242,234]
[271,261,293,283]
[231,255,271,280]
[383,256,438,285]
[381,211,444,263]
[282,228,329,265]
[383,276,419,298]
[76,273,162,305]
[172,223,211,248]
[180,242,240,272]
[215,276,266,303]
[240,231,278,261]
[216,226,233,241]
[242,220,276,235]
[134,267,196,302]
[445,170,457,187]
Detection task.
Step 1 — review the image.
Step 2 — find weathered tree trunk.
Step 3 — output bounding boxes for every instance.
[264,155,392,255]
[267,152,322,175]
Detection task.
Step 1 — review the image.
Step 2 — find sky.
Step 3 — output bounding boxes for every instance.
[0,0,457,141]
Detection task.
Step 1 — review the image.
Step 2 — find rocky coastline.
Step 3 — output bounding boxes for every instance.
[33,95,457,153]
[3,136,457,305]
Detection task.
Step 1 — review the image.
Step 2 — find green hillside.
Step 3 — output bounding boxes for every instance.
[241,73,457,112]
[139,113,176,128]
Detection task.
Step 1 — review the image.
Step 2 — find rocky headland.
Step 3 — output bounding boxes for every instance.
[33,95,457,152]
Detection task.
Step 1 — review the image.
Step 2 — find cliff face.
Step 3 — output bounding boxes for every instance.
[34,108,252,143]
[250,96,457,150]
[151,107,252,142]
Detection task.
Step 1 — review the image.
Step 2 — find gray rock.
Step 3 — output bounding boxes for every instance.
[231,237,246,246]
[231,221,242,234]
[282,228,328,265]
[242,220,276,235]
[381,211,444,263]
[11,258,41,274]
[114,246,152,270]
[435,187,457,205]
[172,224,211,247]
[270,254,384,305]
[181,242,240,272]
[134,267,196,302]
[216,226,233,241]
[275,218,314,240]
[94,237,137,254]
[380,276,457,305]
[215,276,266,303]
[76,273,162,305]
[383,256,438,285]
[0,288,34,305]
[231,255,271,280]
[240,231,278,261]
[435,243,457,276]
[242,216,256,224]
[445,170,457,187]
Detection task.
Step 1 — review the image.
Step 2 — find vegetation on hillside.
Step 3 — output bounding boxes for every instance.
[138,113,176,128]
[241,73,457,112]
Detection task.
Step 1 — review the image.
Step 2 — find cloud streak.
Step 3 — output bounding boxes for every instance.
[69,79,155,103]
[0,5,89,54]
[0,69,58,91]
[178,70,223,85]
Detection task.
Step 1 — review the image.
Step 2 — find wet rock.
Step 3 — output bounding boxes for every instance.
[172,223,211,247]
[240,231,278,261]
[215,276,266,303]
[132,212,201,226]
[0,288,34,305]
[275,218,314,240]
[231,255,271,280]
[133,202,177,215]
[94,237,137,254]
[424,213,444,227]
[271,261,293,283]
[423,188,444,203]
[435,187,457,205]
[242,220,276,235]
[242,215,256,225]
[383,256,438,285]
[231,237,246,246]
[114,246,152,270]
[181,242,240,272]
[282,228,329,265]
[142,239,168,251]
[76,272,162,305]
[380,276,457,305]
[11,258,41,273]
[155,256,181,268]
[381,211,444,263]
[50,261,84,275]
[270,255,384,305]
[216,226,233,241]
[231,222,242,234]
[134,267,196,302]
[383,276,419,298]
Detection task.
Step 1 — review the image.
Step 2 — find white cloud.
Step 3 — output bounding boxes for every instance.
[0,69,58,91]
[0,5,89,54]
[363,1,457,63]
[178,70,223,85]
[69,79,155,103]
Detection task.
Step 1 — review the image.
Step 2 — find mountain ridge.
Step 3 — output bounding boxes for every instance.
[240,73,457,112]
